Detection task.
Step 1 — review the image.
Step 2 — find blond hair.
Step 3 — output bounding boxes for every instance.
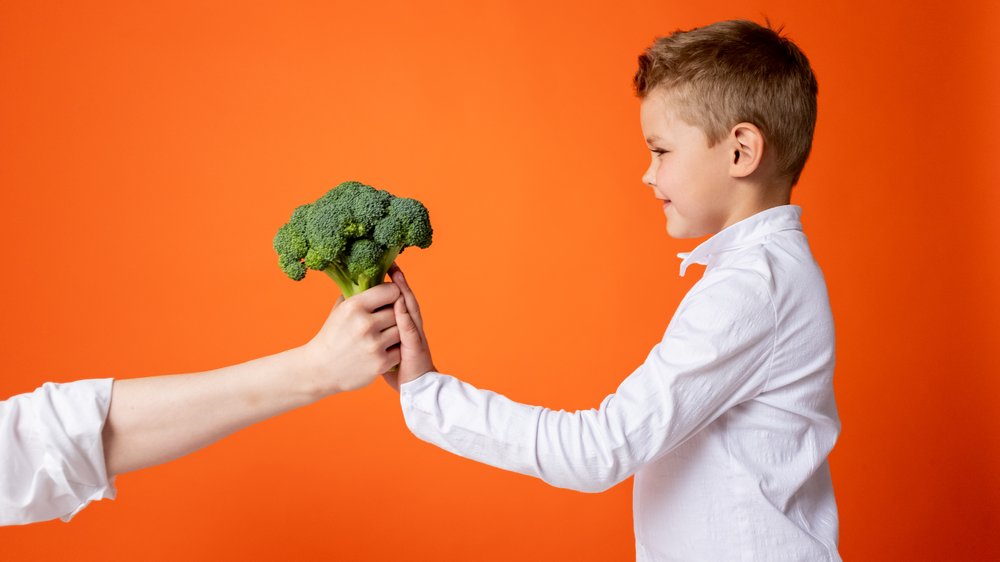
[634,20,818,186]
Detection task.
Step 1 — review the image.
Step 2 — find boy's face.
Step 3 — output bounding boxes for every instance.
[639,90,738,239]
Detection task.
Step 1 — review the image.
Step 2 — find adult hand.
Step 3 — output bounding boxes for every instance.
[302,283,402,395]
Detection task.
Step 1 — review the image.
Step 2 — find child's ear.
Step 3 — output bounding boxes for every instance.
[729,123,765,178]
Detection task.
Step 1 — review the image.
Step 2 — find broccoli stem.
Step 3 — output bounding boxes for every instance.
[377,246,402,286]
[321,246,403,299]
[322,265,359,298]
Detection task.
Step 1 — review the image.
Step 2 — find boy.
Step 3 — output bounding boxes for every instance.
[387,19,841,561]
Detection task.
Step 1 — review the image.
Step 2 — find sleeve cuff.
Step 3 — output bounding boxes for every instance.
[399,371,441,397]
[43,378,118,522]
[398,371,447,436]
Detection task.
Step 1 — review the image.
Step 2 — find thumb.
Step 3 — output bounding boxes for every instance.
[394,297,422,349]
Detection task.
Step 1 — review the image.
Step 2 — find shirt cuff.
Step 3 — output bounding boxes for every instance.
[45,378,118,522]
[398,371,443,426]
[399,371,440,396]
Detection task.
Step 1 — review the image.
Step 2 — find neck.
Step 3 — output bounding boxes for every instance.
[722,181,792,229]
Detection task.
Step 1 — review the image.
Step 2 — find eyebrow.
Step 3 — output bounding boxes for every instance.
[645,135,663,144]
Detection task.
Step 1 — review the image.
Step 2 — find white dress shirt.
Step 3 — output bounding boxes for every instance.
[1,378,117,525]
[400,205,841,561]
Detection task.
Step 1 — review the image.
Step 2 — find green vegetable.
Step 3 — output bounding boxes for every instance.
[273,180,433,296]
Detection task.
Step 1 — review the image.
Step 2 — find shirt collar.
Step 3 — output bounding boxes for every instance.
[677,205,804,277]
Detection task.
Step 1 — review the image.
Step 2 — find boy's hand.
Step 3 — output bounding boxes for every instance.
[300,283,402,396]
[383,265,435,392]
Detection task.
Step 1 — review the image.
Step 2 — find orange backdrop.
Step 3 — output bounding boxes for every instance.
[2,1,998,560]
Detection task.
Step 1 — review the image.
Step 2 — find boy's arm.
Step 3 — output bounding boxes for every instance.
[392,269,775,493]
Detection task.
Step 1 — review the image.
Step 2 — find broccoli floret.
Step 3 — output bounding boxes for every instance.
[374,197,433,250]
[273,181,433,297]
[273,205,310,281]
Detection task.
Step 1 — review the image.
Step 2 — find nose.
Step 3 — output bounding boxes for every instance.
[642,159,656,188]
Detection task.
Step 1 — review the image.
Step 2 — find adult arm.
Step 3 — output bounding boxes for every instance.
[102,346,318,477]
[0,284,401,525]
[104,284,402,476]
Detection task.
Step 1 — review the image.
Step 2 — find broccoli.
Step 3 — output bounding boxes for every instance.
[273,181,433,297]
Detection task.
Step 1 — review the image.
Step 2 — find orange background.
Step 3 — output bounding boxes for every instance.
[2,1,998,560]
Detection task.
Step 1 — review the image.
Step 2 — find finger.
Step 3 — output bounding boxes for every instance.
[384,348,401,372]
[390,266,424,331]
[394,296,423,349]
[324,295,346,324]
[380,326,401,349]
[371,307,397,332]
[381,372,400,392]
[351,282,402,312]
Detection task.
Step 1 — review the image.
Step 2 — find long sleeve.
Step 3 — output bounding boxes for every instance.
[400,270,777,493]
[1,378,117,525]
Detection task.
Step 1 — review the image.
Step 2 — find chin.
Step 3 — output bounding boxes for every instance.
[667,220,714,239]
[665,222,693,239]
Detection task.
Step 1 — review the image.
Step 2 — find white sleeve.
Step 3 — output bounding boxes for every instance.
[399,273,775,493]
[0,378,117,525]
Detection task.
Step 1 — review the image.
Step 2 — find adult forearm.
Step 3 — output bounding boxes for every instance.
[101,346,322,476]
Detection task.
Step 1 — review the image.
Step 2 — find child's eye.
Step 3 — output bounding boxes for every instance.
[651,149,669,157]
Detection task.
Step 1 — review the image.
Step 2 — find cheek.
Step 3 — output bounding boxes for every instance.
[657,156,688,190]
